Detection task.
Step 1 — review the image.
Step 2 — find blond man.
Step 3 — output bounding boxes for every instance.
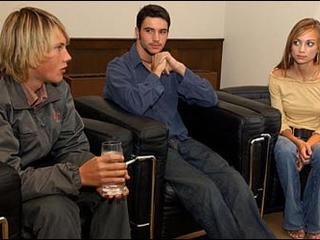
[0,7,130,239]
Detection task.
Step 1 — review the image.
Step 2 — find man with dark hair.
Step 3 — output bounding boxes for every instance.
[104,4,274,239]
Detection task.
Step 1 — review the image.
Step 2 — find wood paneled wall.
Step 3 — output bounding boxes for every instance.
[66,38,224,96]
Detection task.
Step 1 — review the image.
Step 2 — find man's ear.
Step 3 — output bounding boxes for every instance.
[135,27,139,39]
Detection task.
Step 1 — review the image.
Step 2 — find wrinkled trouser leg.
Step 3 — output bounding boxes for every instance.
[22,192,131,239]
[22,195,82,239]
[84,192,131,239]
[165,138,274,239]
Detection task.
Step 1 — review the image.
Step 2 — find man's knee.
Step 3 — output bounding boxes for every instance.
[23,195,81,231]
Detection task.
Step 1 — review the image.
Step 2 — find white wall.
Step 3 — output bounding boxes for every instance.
[0,1,225,38]
[2,1,320,88]
[222,1,320,88]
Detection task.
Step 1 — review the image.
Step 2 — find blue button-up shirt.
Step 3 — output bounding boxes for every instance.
[104,43,218,141]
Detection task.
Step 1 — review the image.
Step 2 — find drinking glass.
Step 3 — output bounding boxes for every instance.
[101,140,126,196]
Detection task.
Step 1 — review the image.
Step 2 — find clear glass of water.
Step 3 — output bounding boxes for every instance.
[101,140,126,196]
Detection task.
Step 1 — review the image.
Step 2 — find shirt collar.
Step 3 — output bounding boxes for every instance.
[129,43,144,68]
[1,74,61,110]
[21,83,48,107]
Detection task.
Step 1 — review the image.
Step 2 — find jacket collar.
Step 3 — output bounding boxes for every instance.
[3,75,62,110]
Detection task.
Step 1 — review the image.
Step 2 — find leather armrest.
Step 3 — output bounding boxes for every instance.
[179,99,265,175]
[222,86,271,105]
[75,95,168,167]
[74,96,168,238]
[0,162,21,239]
[217,91,281,135]
[82,118,133,158]
[81,117,154,237]
[75,96,168,179]
[219,87,283,213]
[74,96,168,141]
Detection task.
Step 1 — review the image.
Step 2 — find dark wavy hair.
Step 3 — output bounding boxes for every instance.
[136,4,171,31]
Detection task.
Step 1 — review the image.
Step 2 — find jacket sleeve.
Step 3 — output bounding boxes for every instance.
[104,59,165,115]
[50,83,95,166]
[177,68,218,107]
[0,111,83,201]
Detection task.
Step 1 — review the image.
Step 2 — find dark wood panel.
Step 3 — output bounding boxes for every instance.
[65,71,218,97]
[67,39,134,75]
[64,74,105,97]
[194,71,218,89]
[67,38,223,89]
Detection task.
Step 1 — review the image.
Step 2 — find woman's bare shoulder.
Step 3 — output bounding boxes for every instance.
[270,68,285,78]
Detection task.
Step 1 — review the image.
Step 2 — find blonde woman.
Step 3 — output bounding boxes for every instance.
[269,18,320,239]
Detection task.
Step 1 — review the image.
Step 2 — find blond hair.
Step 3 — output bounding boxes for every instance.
[0,7,69,82]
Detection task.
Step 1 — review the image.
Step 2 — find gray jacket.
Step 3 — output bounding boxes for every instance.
[0,74,94,201]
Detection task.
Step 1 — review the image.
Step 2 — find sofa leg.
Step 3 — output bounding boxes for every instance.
[260,133,271,217]
[249,133,271,217]
[0,217,8,239]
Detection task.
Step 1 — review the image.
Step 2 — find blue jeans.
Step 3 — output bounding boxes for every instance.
[165,138,274,239]
[274,136,320,233]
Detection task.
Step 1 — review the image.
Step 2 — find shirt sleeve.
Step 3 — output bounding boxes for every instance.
[177,68,218,107]
[269,75,291,133]
[104,59,165,115]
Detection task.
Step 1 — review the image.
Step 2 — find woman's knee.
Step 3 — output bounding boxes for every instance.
[274,136,297,166]
[275,136,296,156]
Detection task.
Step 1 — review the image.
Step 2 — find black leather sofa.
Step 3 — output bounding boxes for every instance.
[74,92,281,239]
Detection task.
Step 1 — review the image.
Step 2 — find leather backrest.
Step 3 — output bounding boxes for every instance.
[222,86,271,105]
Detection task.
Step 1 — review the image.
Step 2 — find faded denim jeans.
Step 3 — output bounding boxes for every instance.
[165,138,275,239]
[274,135,320,234]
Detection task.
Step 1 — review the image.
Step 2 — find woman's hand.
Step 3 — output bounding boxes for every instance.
[296,140,312,170]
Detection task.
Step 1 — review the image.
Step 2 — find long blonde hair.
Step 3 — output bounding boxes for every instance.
[276,18,320,72]
[0,7,69,82]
